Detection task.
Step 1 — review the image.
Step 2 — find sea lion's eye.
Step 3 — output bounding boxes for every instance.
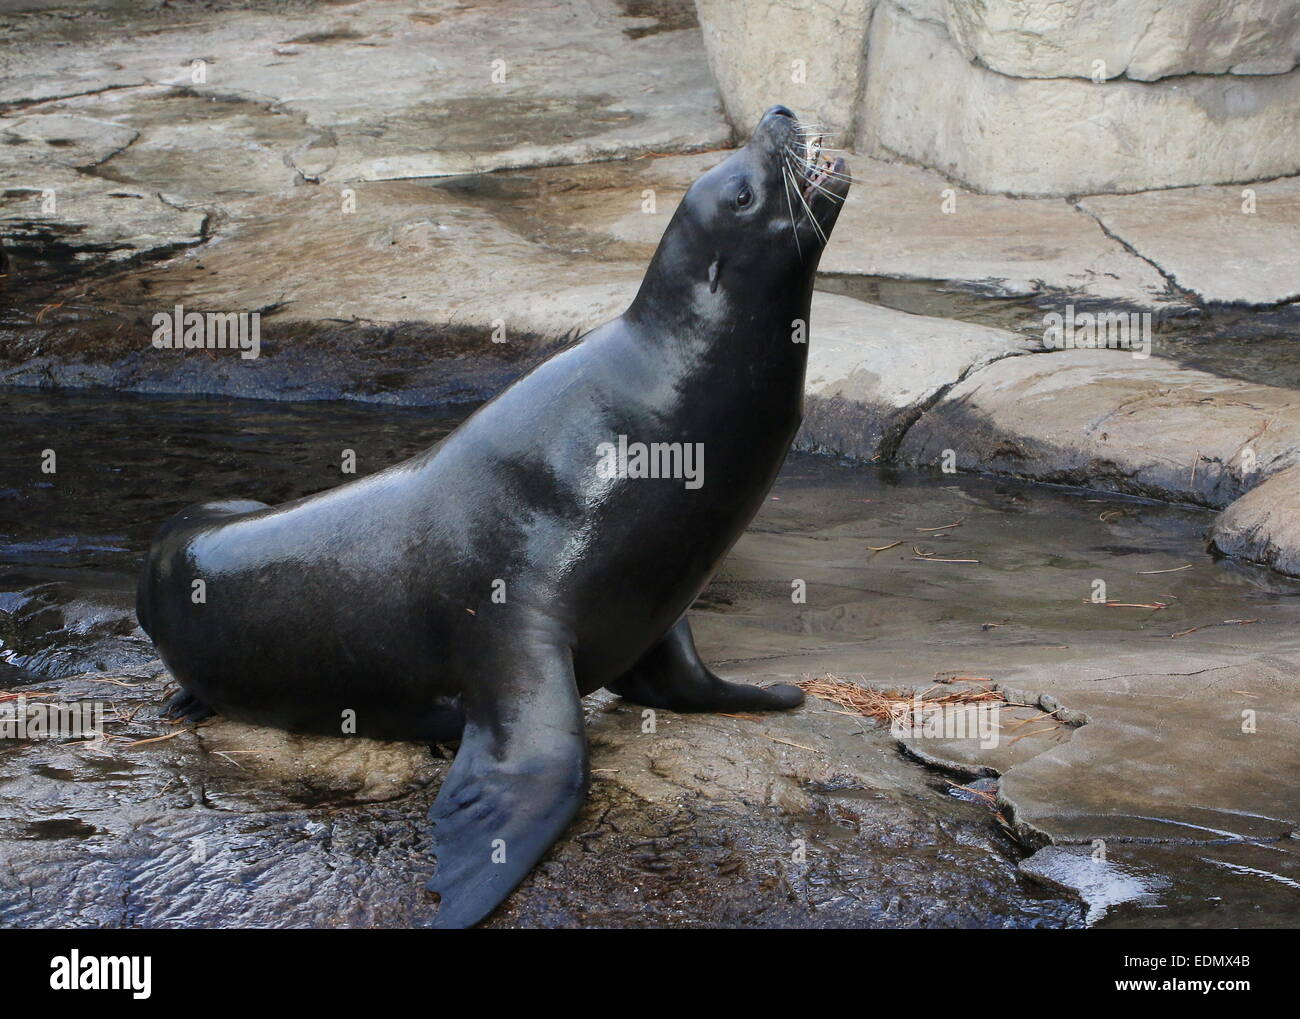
[735,184,754,210]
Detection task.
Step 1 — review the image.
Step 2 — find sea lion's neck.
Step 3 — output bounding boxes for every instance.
[624,247,816,362]
[618,260,814,452]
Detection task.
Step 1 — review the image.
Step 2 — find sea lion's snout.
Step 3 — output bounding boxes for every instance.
[753,104,798,156]
[750,105,851,248]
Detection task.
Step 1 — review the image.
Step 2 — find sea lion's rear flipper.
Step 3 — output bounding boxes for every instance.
[426,642,588,929]
[609,616,804,712]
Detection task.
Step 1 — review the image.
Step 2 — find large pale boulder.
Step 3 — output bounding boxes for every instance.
[1209,466,1300,577]
[898,350,1300,507]
[944,0,1300,81]
[798,293,1034,460]
[694,0,875,136]
[861,2,1300,195]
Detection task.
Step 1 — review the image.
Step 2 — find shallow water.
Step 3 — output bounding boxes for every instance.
[2,387,1298,927]
[5,388,1296,678]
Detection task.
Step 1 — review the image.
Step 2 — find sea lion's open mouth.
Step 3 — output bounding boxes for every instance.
[803,154,847,206]
[776,117,851,246]
[798,133,845,205]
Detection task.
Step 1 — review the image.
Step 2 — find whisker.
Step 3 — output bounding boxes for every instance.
[789,168,826,245]
[790,151,854,185]
[780,159,803,261]
[815,166,856,184]
[804,179,844,204]
[784,143,815,169]
[785,146,854,190]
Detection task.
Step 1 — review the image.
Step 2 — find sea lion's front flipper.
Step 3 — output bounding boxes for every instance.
[160,688,215,724]
[426,642,588,929]
[609,616,804,713]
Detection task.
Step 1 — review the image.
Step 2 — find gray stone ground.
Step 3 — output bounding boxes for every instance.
[2,0,1299,927]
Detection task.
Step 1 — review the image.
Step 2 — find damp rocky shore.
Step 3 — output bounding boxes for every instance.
[2,0,1299,927]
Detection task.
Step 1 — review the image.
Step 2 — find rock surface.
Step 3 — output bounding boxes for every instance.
[1209,465,1300,577]
[0,168,207,269]
[1080,179,1300,307]
[943,0,1300,81]
[1,0,728,183]
[798,294,1035,460]
[0,663,1077,929]
[0,179,640,403]
[440,149,1181,308]
[694,0,874,137]
[0,107,207,268]
[818,156,1177,306]
[897,350,1300,508]
[860,2,1300,196]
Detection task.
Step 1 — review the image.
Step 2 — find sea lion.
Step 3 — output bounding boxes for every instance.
[137,106,850,928]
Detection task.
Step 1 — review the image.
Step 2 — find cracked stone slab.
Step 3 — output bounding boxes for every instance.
[0,0,729,183]
[898,349,1300,507]
[796,293,1036,461]
[990,646,1300,849]
[48,85,314,203]
[0,106,206,266]
[0,111,138,170]
[32,179,640,329]
[806,629,1300,924]
[819,156,1179,307]
[861,1,1300,196]
[1209,465,1300,578]
[1080,179,1300,307]
[484,150,1180,309]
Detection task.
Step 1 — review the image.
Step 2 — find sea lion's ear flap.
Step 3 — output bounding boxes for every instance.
[708,257,722,294]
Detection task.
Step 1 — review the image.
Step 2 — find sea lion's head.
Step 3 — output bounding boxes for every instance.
[717,104,850,260]
[634,106,851,319]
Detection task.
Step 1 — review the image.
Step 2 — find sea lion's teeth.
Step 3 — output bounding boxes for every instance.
[804,134,822,170]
